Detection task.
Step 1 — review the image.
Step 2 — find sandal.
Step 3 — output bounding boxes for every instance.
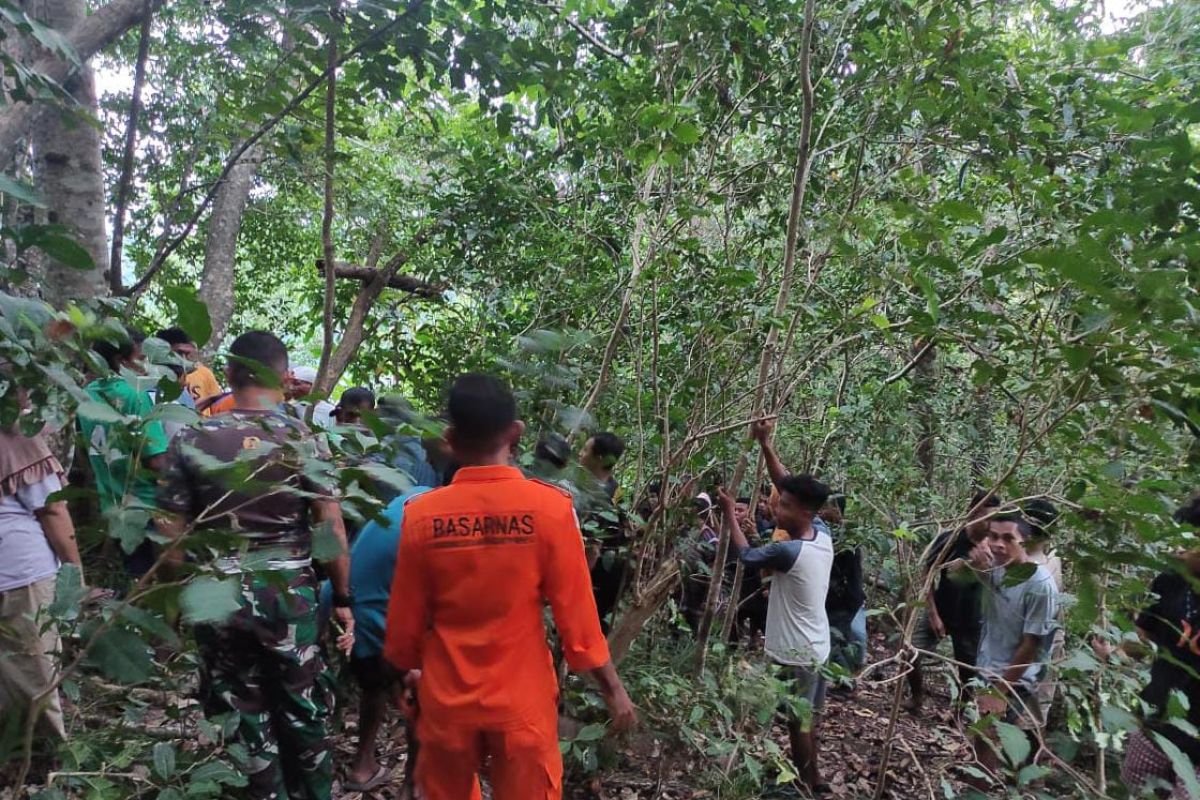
[344,765,390,792]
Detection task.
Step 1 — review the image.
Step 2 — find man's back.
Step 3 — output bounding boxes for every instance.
[159,409,328,560]
[928,529,984,632]
[80,376,168,511]
[384,465,609,728]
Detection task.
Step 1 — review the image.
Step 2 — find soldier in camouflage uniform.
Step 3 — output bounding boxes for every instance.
[158,331,354,800]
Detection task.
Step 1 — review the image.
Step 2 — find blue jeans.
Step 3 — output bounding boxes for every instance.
[828,605,868,672]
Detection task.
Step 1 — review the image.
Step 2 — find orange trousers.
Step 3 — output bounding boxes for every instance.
[414,706,563,800]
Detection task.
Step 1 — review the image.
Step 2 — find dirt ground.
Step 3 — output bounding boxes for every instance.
[334,633,973,800]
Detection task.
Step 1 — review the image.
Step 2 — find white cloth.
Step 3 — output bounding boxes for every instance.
[740,525,835,666]
[0,473,62,593]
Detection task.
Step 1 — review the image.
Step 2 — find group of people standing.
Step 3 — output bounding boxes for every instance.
[2,323,1200,799]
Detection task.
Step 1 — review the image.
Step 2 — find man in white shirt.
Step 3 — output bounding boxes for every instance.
[287,366,335,428]
[718,470,834,793]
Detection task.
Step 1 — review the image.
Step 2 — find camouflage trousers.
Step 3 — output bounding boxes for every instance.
[194,568,335,800]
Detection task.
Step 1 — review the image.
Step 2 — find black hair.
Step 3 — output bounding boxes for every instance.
[447,373,517,449]
[337,386,376,411]
[970,490,1003,511]
[827,491,847,514]
[737,496,752,505]
[777,474,830,513]
[227,330,288,390]
[991,510,1035,540]
[534,433,570,469]
[93,326,145,371]
[589,431,625,465]
[1022,498,1060,539]
[156,327,193,347]
[1175,495,1200,527]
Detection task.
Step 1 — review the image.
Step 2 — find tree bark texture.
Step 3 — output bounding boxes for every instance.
[198,143,263,354]
[27,0,111,305]
[0,0,162,160]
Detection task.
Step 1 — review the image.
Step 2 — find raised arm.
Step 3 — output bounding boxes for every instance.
[750,418,789,486]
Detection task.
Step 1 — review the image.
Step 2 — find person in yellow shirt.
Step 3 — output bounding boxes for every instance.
[156,327,222,414]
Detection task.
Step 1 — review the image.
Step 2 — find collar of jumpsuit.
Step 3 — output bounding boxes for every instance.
[450,464,525,483]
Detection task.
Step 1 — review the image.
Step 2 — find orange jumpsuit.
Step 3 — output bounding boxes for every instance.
[383,465,610,800]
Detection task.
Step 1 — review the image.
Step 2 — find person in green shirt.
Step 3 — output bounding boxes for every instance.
[77,328,169,576]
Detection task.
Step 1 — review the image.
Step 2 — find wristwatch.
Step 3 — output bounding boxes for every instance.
[332,590,354,608]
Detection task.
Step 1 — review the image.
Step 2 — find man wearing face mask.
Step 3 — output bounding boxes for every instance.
[966,513,1059,787]
[78,327,170,576]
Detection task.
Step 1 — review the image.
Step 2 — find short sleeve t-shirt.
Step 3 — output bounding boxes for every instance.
[926,530,984,634]
[1136,570,1200,762]
[0,473,63,592]
[158,409,334,560]
[320,486,432,659]
[182,364,222,410]
[976,563,1059,686]
[737,525,835,666]
[78,376,170,512]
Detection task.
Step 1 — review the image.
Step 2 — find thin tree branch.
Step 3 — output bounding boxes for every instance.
[123,0,426,298]
[108,3,153,292]
[313,2,340,411]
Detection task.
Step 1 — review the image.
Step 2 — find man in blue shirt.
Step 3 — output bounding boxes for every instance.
[322,485,431,792]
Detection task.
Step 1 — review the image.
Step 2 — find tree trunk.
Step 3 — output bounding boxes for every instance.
[0,0,162,161]
[607,560,680,666]
[28,0,110,305]
[198,143,262,353]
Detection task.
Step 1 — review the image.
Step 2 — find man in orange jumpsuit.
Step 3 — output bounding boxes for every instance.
[383,373,637,799]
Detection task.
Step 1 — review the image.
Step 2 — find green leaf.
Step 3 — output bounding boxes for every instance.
[50,564,86,621]
[672,121,701,145]
[84,626,153,684]
[163,286,213,348]
[311,520,345,562]
[1017,764,1051,786]
[32,232,93,270]
[575,723,606,741]
[993,721,1031,768]
[148,402,200,426]
[153,742,176,780]
[76,399,125,424]
[109,507,152,554]
[1099,703,1139,732]
[0,173,45,207]
[189,760,248,787]
[121,604,181,646]
[1152,733,1200,800]
[156,789,184,800]
[180,578,242,624]
[1002,562,1037,587]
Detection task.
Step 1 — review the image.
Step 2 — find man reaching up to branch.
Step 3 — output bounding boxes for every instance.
[729,418,835,793]
[384,373,636,800]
